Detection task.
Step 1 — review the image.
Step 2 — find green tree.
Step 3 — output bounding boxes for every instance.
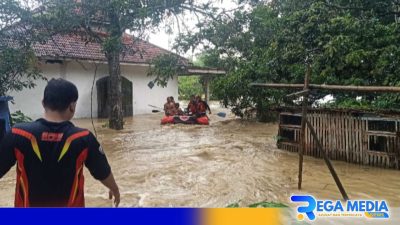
[0,0,45,96]
[178,76,203,100]
[149,51,221,100]
[172,0,400,119]
[176,53,218,100]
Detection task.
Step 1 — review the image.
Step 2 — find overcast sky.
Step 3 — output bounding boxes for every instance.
[148,0,239,58]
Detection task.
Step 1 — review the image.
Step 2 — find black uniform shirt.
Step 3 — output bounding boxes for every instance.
[0,119,111,207]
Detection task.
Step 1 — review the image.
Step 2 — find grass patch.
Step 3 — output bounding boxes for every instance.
[227,201,287,208]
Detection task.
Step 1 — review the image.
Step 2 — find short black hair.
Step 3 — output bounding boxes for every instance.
[43,78,78,111]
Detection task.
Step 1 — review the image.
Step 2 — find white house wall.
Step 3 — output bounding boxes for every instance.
[121,65,178,115]
[9,60,178,119]
[63,61,109,118]
[9,62,64,119]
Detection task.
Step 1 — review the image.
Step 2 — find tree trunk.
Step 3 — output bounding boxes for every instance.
[106,48,124,130]
[104,6,124,130]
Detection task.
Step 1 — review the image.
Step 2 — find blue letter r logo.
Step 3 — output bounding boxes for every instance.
[291,195,317,220]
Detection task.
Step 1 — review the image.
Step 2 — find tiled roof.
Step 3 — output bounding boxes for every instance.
[32,33,188,65]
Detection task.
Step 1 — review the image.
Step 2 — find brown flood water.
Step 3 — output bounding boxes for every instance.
[0,110,399,207]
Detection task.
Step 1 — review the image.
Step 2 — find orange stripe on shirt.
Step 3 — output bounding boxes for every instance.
[14,148,30,207]
[68,149,88,207]
[12,128,42,161]
[58,130,90,162]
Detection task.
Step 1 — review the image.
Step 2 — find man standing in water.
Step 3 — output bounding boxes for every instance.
[0,79,120,207]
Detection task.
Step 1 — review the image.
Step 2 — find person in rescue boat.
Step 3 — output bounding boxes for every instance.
[175,103,184,115]
[168,96,178,116]
[186,95,197,116]
[195,95,211,117]
[164,97,174,116]
[164,97,170,115]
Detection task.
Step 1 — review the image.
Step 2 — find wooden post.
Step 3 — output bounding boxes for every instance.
[298,64,311,190]
[286,89,310,98]
[205,76,210,103]
[306,119,350,200]
[248,73,400,200]
[250,83,400,93]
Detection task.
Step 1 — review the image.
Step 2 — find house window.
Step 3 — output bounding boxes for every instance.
[368,120,396,132]
[369,136,388,152]
[366,119,398,153]
[280,129,296,143]
[280,114,302,126]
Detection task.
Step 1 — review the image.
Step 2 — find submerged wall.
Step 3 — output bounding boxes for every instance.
[278,110,400,169]
[9,60,178,119]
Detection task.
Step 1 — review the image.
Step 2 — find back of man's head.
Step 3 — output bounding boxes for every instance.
[43,78,79,112]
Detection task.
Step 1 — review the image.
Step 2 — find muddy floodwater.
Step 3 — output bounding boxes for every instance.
[0,108,399,208]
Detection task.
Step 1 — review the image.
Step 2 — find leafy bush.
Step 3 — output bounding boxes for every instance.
[10,110,32,125]
[178,76,204,100]
[227,201,287,208]
[248,201,287,208]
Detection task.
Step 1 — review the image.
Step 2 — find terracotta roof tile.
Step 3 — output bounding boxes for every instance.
[32,33,188,65]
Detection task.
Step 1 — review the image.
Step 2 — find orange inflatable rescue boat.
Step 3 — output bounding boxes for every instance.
[161,115,209,125]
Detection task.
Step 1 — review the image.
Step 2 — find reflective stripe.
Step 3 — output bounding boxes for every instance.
[12,128,42,161]
[70,165,83,204]
[19,177,28,207]
[14,148,30,207]
[58,130,90,162]
[68,149,88,207]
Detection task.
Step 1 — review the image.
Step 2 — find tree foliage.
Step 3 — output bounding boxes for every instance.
[0,0,46,96]
[0,47,43,96]
[149,52,219,100]
[10,110,32,125]
[171,0,400,119]
[175,53,218,100]
[178,76,203,100]
[148,53,185,87]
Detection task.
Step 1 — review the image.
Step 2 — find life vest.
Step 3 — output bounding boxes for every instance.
[188,102,197,114]
[164,103,170,116]
[197,101,207,113]
[166,102,177,116]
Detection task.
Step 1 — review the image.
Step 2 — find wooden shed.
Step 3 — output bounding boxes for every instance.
[277,109,400,169]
